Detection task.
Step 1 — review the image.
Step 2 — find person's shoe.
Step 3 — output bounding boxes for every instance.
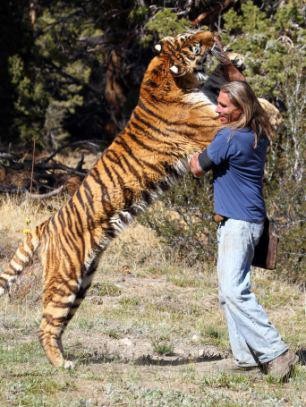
[264,350,299,381]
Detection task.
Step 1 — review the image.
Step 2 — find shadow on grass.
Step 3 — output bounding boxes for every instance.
[65,351,122,365]
[66,347,305,371]
[65,350,225,367]
[135,353,224,366]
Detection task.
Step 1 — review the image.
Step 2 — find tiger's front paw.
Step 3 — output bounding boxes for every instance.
[228,52,246,71]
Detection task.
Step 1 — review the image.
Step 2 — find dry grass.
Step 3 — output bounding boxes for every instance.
[0,194,305,406]
[0,196,52,252]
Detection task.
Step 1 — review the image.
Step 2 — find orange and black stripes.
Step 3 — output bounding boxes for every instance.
[0,30,222,367]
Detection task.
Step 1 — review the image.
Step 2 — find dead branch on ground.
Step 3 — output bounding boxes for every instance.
[0,140,101,198]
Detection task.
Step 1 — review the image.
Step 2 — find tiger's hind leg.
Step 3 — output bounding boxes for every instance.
[39,277,79,368]
[64,271,97,330]
[39,260,99,368]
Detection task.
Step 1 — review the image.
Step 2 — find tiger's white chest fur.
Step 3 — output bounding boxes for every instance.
[182,90,216,108]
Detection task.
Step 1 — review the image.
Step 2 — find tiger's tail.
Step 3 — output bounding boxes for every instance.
[0,222,45,296]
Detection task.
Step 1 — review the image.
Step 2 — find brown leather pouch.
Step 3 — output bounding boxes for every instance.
[252,217,278,270]
[214,214,226,223]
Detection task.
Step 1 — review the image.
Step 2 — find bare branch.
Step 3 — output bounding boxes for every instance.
[26,185,65,199]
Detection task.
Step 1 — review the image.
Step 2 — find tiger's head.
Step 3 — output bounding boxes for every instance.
[155,31,214,76]
[143,31,215,92]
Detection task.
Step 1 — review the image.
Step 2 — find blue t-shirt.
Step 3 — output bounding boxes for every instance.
[204,127,268,222]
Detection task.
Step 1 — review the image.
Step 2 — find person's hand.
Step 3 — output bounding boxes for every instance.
[189,152,203,178]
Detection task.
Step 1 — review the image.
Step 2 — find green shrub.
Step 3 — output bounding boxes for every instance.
[141,1,305,285]
[140,173,216,266]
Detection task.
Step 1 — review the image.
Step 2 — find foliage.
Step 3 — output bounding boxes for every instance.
[140,173,216,265]
[8,54,48,143]
[1,1,151,147]
[0,0,305,283]
[145,8,191,42]
[222,0,305,98]
[140,1,305,284]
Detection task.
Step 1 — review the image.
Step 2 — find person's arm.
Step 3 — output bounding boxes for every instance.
[189,129,233,177]
[189,149,213,177]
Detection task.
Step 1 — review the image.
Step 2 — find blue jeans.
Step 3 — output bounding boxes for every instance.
[217,218,288,366]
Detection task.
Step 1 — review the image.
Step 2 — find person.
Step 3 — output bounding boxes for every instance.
[189,78,298,380]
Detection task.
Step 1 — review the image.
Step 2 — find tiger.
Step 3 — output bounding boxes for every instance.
[0,31,281,368]
[0,30,221,368]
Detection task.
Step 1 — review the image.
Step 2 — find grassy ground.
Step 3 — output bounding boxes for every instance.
[0,196,305,406]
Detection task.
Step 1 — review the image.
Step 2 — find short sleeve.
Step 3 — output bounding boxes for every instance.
[207,128,235,165]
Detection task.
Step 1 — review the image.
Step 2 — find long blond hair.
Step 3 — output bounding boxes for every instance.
[220,81,274,147]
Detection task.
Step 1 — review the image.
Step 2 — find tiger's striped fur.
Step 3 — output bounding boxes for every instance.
[0,30,269,368]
